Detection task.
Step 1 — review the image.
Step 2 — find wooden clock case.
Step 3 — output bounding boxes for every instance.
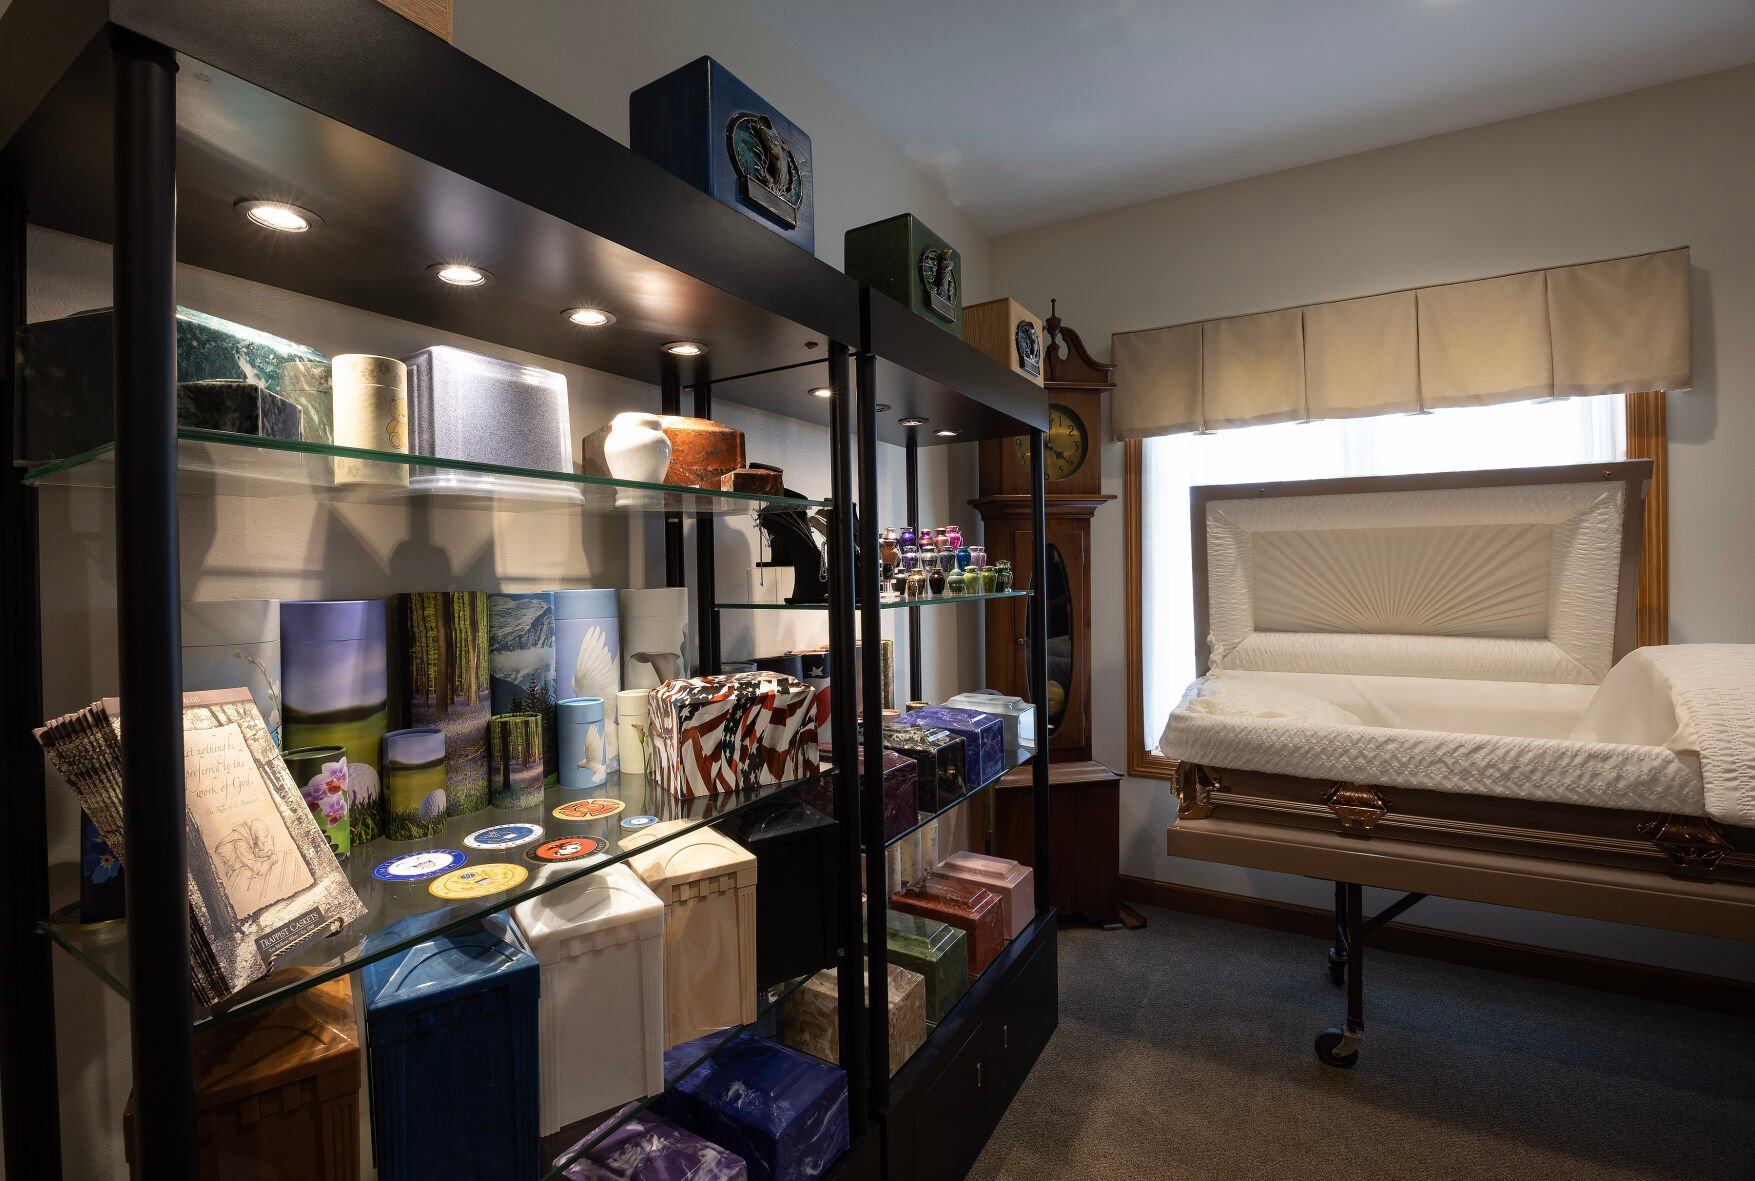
[971,304,1124,925]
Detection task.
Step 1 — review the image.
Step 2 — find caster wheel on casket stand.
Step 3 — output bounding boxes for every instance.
[1314,1027,1360,1069]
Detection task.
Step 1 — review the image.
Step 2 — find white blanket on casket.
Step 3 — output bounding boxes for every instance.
[1159,644,1755,827]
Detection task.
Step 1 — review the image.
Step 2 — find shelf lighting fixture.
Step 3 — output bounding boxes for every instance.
[430,262,491,287]
[663,341,706,357]
[808,386,834,399]
[235,198,320,233]
[898,417,927,428]
[935,429,959,438]
[875,403,891,413]
[565,307,616,327]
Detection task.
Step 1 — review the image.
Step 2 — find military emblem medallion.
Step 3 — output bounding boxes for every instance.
[728,112,804,229]
[919,246,959,322]
[1015,319,1042,377]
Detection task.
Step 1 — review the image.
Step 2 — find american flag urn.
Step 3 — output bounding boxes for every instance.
[647,671,821,798]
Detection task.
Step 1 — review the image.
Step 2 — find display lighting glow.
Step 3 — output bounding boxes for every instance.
[935,429,959,437]
[431,263,491,286]
[663,341,706,356]
[808,386,834,399]
[898,417,927,427]
[566,307,616,327]
[236,199,319,232]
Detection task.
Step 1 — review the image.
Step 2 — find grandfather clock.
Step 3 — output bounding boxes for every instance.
[972,301,1125,926]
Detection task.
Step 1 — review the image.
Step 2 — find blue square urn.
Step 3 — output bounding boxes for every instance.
[362,909,542,1181]
[630,56,814,254]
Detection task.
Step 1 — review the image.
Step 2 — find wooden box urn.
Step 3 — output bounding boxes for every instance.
[360,911,541,1181]
[781,959,927,1077]
[655,1031,850,1181]
[630,55,815,254]
[885,910,969,1026]
[719,796,842,990]
[511,863,666,1136]
[627,820,759,1047]
[123,976,361,1181]
[961,297,1044,386]
[934,850,1035,940]
[844,213,963,337]
[890,872,1007,981]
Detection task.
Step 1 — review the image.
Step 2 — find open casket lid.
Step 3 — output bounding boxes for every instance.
[1192,460,1650,686]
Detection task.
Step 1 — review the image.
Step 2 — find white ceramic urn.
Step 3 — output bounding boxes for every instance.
[602,412,672,483]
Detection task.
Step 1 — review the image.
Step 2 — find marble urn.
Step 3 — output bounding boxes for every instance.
[895,705,1006,790]
[889,872,1007,982]
[805,744,915,843]
[871,723,967,813]
[404,345,572,495]
[885,910,969,1026]
[555,1114,749,1181]
[717,797,841,990]
[934,851,1035,941]
[654,1032,849,1181]
[781,959,926,1078]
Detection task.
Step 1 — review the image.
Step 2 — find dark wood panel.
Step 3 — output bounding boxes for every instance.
[995,762,1120,926]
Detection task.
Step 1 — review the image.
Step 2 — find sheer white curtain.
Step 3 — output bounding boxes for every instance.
[1139,396,1627,750]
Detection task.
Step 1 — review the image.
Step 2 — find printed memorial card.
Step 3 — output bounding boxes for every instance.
[37,688,364,1005]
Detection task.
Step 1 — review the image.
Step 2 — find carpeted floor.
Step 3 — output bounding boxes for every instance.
[969,906,1755,1180]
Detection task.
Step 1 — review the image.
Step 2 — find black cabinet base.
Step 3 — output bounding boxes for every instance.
[877,911,1058,1181]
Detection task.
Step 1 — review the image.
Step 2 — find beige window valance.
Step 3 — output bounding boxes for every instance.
[1110,247,1691,440]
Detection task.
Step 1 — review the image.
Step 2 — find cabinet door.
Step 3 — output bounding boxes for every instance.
[986,929,1059,1110]
[912,1024,992,1181]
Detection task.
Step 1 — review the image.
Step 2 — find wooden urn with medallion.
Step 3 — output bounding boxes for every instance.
[844,213,963,337]
[962,298,1045,386]
[972,301,1125,926]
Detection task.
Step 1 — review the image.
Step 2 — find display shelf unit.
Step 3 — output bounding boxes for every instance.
[21,428,834,515]
[718,590,1031,612]
[0,2,1054,1177]
[39,767,827,1030]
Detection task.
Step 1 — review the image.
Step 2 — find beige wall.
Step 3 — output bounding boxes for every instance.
[990,64,1755,980]
[20,2,990,1175]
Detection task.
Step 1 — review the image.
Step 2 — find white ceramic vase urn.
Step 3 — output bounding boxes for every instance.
[602,412,671,484]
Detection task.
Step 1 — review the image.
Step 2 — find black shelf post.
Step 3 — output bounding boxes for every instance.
[692,379,720,675]
[1028,430,1052,912]
[904,433,922,705]
[824,341,869,1130]
[661,362,686,590]
[854,350,892,1111]
[0,152,65,1181]
[112,33,198,1177]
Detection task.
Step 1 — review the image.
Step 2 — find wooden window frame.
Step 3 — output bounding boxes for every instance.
[1123,393,1670,781]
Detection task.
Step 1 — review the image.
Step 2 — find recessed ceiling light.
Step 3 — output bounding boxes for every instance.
[430,263,491,286]
[663,341,706,357]
[898,417,927,428]
[565,307,615,327]
[935,429,958,438]
[236,199,320,233]
[808,386,834,400]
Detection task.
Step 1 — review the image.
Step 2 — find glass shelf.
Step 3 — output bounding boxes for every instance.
[20,428,829,516]
[718,589,1031,611]
[39,766,829,1031]
[541,971,822,1180]
[887,742,1036,851]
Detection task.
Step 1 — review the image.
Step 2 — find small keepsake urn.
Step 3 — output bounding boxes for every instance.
[603,412,673,484]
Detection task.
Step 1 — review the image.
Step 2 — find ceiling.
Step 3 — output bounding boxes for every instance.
[748,0,1755,236]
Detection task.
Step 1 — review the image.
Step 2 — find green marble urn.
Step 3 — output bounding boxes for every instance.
[885,909,969,1026]
[20,306,332,461]
[844,213,963,338]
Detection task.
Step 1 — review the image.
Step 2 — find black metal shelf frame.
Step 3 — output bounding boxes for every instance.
[0,4,1051,1177]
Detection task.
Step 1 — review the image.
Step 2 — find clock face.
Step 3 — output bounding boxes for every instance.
[1015,403,1089,481]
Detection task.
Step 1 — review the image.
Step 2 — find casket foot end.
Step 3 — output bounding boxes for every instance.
[1314,1027,1360,1069]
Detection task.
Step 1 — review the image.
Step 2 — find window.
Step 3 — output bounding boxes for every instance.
[1126,395,1631,777]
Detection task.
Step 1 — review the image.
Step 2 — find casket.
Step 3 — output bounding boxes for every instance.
[1158,461,1755,927]
[648,673,820,799]
[895,706,1006,789]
